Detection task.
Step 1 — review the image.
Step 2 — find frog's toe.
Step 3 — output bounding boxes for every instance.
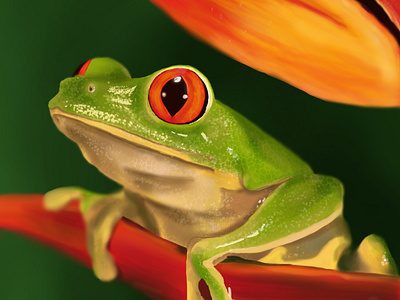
[340,234,398,276]
[92,251,118,282]
[44,187,82,211]
[355,234,398,276]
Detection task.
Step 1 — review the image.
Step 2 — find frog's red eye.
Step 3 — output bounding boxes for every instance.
[149,68,209,124]
[73,59,92,76]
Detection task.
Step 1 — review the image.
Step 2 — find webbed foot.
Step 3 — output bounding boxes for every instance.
[44,186,105,213]
[45,186,124,282]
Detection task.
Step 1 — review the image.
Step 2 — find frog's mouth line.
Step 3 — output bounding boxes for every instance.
[49,107,216,166]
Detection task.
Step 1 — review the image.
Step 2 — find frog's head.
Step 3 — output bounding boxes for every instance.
[50,57,215,121]
[50,58,309,191]
[49,58,228,173]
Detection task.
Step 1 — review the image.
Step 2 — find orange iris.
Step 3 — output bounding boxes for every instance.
[149,68,208,124]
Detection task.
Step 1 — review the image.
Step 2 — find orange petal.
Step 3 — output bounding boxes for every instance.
[1,194,399,299]
[149,0,400,107]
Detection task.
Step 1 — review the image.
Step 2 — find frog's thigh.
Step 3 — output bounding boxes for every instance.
[189,174,343,300]
[253,215,351,270]
[84,196,125,282]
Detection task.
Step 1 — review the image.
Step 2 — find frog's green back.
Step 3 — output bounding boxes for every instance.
[208,101,313,189]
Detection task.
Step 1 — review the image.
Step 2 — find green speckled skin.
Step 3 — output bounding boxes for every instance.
[49,58,312,190]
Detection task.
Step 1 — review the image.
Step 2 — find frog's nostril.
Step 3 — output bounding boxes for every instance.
[73,59,92,77]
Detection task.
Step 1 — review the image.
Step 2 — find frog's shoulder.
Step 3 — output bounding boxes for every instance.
[215,102,313,190]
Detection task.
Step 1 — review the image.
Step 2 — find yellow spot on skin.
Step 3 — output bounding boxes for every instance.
[105,86,136,105]
[201,132,209,142]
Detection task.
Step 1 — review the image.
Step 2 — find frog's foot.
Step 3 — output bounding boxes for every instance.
[188,241,232,300]
[44,187,83,211]
[45,186,124,281]
[44,186,107,213]
[340,234,398,276]
[84,196,125,282]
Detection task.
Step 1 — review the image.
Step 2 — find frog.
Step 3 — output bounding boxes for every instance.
[45,57,398,300]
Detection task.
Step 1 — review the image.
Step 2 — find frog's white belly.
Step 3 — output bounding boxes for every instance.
[51,111,279,246]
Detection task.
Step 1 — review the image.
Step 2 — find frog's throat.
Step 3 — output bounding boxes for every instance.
[50,107,213,161]
[49,107,243,191]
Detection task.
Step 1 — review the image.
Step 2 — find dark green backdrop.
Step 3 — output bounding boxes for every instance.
[1,0,399,299]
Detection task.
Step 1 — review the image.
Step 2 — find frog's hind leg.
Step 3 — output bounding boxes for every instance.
[187,174,344,300]
[45,187,125,281]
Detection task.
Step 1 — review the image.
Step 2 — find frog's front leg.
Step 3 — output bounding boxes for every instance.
[187,174,343,300]
[45,187,125,281]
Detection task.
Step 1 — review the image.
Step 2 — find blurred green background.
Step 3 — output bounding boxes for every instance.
[1,0,400,299]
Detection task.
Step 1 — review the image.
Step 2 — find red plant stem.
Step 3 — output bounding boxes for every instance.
[0,194,399,300]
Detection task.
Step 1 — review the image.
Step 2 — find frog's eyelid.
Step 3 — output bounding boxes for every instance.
[73,59,92,77]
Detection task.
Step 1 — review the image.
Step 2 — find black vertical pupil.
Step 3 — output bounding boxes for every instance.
[161,76,188,117]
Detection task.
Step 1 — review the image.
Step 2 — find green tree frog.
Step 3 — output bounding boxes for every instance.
[45,58,398,300]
